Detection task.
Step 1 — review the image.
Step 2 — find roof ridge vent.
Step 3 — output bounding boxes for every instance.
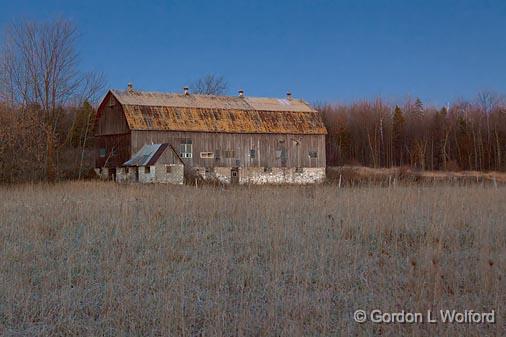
[183,87,189,96]
[127,83,134,93]
[238,89,244,98]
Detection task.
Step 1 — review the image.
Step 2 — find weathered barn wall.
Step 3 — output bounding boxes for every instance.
[131,131,325,168]
[95,94,130,135]
[95,133,131,168]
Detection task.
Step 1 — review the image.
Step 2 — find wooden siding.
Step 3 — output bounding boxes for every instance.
[131,131,326,168]
[95,133,131,168]
[95,94,130,136]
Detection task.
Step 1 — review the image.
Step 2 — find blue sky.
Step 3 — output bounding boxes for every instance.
[1,0,505,106]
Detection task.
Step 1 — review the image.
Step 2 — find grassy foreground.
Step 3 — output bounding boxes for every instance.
[0,182,504,336]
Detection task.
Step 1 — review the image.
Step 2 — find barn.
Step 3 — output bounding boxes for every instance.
[94,85,327,184]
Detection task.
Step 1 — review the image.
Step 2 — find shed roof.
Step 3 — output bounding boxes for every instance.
[123,143,173,166]
[98,89,327,135]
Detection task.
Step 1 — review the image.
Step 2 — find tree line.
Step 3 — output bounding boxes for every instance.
[320,94,506,171]
[1,18,505,183]
[0,18,104,183]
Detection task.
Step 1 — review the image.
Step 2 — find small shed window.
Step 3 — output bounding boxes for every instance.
[180,139,192,158]
[166,165,172,173]
[309,151,318,158]
[249,149,256,158]
[200,152,214,159]
[99,148,106,157]
[145,166,151,174]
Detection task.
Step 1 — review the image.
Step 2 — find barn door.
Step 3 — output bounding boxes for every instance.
[231,167,239,184]
[280,147,287,167]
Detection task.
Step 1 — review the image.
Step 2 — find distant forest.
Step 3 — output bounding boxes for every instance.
[320,94,506,172]
[0,19,505,183]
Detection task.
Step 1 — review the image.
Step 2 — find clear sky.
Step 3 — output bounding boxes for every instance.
[1,0,505,106]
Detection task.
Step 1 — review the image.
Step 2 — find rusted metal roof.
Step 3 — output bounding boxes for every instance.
[124,143,169,166]
[101,90,327,135]
[124,143,183,166]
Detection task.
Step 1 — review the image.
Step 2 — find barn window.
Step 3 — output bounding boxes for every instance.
[224,150,235,158]
[200,152,214,159]
[99,148,106,157]
[275,149,287,160]
[249,149,256,158]
[145,166,151,174]
[180,139,192,158]
[166,165,172,173]
[111,148,118,156]
[308,151,318,158]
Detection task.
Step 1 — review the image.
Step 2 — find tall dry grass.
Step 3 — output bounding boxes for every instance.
[0,182,504,336]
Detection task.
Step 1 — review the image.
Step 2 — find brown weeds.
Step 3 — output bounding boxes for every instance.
[0,182,504,336]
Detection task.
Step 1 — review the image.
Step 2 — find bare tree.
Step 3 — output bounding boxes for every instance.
[190,74,228,95]
[0,18,104,181]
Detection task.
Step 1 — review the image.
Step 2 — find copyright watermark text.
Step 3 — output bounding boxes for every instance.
[353,309,496,324]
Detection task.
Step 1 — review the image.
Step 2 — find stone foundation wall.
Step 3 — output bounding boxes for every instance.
[196,166,325,184]
[94,167,109,180]
[239,167,325,184]
[111,166,324,184]
[116,167,137,183]
[190,166,232,184]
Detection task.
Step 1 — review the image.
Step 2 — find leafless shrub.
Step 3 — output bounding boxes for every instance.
[190,73,228,95]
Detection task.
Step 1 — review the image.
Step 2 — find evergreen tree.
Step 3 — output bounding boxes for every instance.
[392,105,405,166]
[412,97,425,121]
[70,101,95,148]
[432,107,447,169]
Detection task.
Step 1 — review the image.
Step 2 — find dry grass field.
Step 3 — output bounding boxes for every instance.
[0,181,504,336]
